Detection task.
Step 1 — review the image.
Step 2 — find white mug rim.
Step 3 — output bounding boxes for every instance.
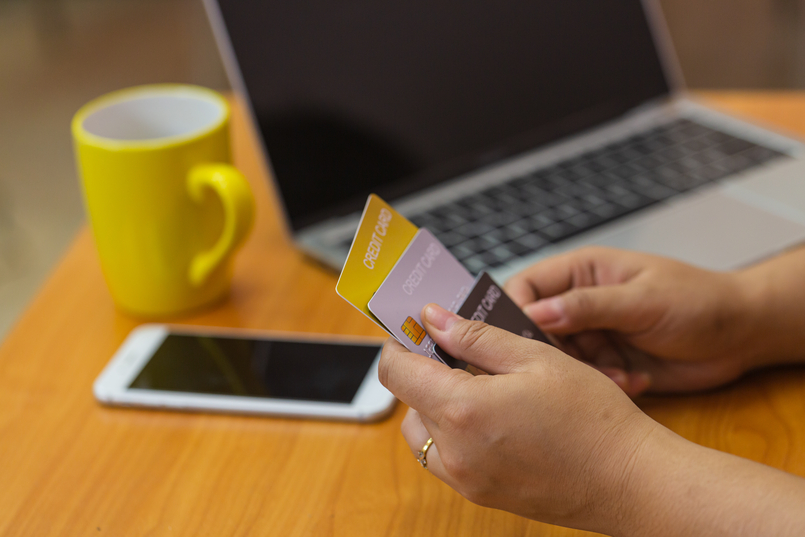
[72,84,229,151]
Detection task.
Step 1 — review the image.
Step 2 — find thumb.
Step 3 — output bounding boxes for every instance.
[421,304,548,375]
[524,285,647,335]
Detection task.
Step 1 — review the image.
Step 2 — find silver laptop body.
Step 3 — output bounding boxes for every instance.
[203,0,805,280]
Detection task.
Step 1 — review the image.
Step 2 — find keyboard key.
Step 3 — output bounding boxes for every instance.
[720,154,753,174]
[554,183,587,198]
[630,183,677,201]
[717,138,755,155]
[501,222,529,240]
[700,164,729,181]
[443,213,469,227]
[510,202,542,217]
[581,194,607,209]
[654,165,685,184]
[681,138,709,152]
[554,203,581,219]
[524,214,556,230]
[463,255,488,274]
[632,155,663,171]
[489,245,517,264]
[468,203,494,216]
[427,215,458,232]
[610,163,643,180]
[435,231,467,247]
[566,212,602,229]
[449,243,476,260]
[409,214,434,228]
[468,235,502,251]
[568,163,595,177]
[744,146,783,163]
[602,183,632,197]
[480,251,507,268]
[590,203,628,220]
[616,193,650,209]
[421,220,451,235]
[485,191,519,206]
[454,222,495,237]
[677,120,711,138]
[699,131,727,147]
[513,233,548,251]
[540,221,577,240]
[519,183,549,198]
[480,211,519,227]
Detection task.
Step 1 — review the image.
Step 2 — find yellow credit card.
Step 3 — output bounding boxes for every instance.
[336,194,418,334]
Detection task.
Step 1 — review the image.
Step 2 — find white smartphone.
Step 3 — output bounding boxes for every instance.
[94,324,396,422]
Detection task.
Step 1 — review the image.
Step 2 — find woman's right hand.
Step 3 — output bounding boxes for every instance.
[504,246,760,396]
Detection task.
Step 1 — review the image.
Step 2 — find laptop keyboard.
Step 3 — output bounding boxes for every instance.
[403,119,787,274]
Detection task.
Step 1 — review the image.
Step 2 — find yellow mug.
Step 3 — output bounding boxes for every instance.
[72,84,255,317]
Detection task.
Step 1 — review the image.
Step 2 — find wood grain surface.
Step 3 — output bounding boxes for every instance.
[1,92,805,536]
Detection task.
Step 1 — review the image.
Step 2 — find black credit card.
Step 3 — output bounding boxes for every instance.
[435,272,551,369]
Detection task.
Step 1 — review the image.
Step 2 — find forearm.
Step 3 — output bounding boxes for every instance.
[735,246,805,369]
[611,423,805,537]
[601,426,805,537]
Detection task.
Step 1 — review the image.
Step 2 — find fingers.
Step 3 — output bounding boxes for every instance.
[503,247,632,307]
[566,331,626,369]
[545,329,652,398]
[400,407,455,487]
[523,284,650,335]
[378,338,467,421]
[503,273,542,308]
[401,408,432,457]
[595,367,652,398]
[421,304,548,375]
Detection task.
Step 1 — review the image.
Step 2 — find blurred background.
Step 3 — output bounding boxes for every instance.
[1,0,804,342]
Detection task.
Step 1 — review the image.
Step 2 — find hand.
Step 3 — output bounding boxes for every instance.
[504,247,755,395]
[379,304,658,534]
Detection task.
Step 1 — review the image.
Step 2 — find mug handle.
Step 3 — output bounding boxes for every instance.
[186,163,255,286]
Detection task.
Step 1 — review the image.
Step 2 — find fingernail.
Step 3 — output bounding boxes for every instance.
[422,303,459,332]
[525,297,564,325]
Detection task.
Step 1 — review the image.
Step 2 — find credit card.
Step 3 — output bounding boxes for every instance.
[336,194,418,336]
[435,271,551,362]
[368,228,474,364]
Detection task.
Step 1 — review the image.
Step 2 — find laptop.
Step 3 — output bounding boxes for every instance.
[203,0,805,281]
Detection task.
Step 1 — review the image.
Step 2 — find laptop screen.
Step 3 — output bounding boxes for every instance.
[213,0,670,230]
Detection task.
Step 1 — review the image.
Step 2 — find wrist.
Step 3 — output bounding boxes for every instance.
[731,266,803,370]
[603,421,701,537]
[589,412,666,537]
[726,270,770,373]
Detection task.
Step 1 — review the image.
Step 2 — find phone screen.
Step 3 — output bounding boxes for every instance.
[129,335,381,404]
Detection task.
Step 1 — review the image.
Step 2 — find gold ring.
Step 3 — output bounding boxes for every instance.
[416,438,434,469]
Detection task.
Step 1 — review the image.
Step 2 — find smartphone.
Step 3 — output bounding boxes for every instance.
[94,325,396,422]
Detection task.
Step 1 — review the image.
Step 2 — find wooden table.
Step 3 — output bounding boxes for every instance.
[2,92,805,536]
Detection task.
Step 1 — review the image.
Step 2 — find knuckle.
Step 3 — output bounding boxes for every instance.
[566,289,592,315]
[439,448,473,483]
[453,320,493,353]
[441,398,477,430]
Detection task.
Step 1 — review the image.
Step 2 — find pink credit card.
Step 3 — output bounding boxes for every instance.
[368,228,474,363]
